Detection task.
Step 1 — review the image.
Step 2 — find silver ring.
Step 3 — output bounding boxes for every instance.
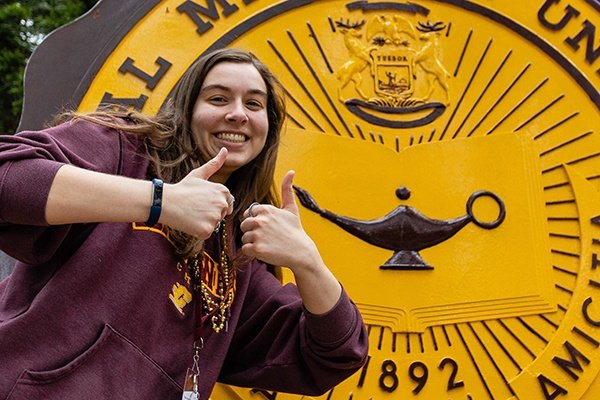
[248,202,260,217]
[214,220,222,232]
[228,195,235,206]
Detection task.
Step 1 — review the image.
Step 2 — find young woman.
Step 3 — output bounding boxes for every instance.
[0,48,368,399]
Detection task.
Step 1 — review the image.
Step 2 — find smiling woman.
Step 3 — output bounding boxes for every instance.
[0,48,368,400]
[191,62,270,183]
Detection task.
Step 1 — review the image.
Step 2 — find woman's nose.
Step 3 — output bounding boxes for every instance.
[226,101,249,124]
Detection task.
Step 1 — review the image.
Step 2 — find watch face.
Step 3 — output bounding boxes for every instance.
[25,0,600,399]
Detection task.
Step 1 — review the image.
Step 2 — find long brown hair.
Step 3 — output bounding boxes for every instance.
[61,48,286,258]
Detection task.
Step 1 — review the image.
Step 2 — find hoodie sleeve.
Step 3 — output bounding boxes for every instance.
[219,261,369,395]
[0,120,140,264]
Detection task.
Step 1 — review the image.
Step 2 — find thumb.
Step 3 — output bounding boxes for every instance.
[192,148,228,180]
[281,170,298,214]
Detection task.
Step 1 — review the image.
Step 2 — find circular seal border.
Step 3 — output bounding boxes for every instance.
[20,0,598,133]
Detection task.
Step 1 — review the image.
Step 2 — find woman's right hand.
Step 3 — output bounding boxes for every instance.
[46,149,233,239]
[161,148,234,239]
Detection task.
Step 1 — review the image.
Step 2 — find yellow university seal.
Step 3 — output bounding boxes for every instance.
[23,0,600,398]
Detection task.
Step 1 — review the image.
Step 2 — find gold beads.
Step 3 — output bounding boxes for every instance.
[192,220,236,333]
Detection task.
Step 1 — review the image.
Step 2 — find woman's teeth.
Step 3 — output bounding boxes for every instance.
[217,132,246,142]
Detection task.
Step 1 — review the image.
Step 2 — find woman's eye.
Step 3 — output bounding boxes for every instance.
[246,100,264,109]
[209,96,227,103]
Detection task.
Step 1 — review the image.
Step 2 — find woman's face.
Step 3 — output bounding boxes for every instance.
[191,61,269,183]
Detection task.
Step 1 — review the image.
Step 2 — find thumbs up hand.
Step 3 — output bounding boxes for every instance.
[240,170,322,270]
[161,148,234,240]
[280,169,300,216]
[240,171,342,314]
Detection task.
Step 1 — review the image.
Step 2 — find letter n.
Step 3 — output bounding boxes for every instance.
[565,21,600,65]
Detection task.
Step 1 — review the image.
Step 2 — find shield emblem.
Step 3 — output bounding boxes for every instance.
[371,47,414,98]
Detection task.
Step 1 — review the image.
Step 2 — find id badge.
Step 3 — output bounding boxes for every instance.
[182,368,200,400]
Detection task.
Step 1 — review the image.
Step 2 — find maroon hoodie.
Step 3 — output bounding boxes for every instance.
[0,120,368,400]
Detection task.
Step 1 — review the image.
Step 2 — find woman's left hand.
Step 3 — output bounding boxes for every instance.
[240,170,342,314]
[240,170,319,270]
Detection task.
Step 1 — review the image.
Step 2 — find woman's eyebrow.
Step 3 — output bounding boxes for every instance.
[201,84,267,98]
[201,84,229,93]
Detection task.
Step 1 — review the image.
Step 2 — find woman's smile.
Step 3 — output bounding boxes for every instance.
[215,132,247,143]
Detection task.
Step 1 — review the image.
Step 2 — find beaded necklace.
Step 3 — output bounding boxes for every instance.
[191,220,236,333]
[183,221,236,398]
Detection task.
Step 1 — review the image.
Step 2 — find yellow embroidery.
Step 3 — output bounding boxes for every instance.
[168,282,192,315]
[131,222,176,246]
[202,252,220,294]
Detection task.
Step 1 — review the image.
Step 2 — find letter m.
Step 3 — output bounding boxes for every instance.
[177,0,239,35]
[552,341,590,380]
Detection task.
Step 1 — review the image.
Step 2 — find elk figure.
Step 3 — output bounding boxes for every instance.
[335,19,373,102]
[413,21,451,105]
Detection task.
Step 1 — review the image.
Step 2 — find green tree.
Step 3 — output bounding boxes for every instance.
[0,0,97,134]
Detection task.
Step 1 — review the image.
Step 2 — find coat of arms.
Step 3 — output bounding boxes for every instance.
[336,15,451,128]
